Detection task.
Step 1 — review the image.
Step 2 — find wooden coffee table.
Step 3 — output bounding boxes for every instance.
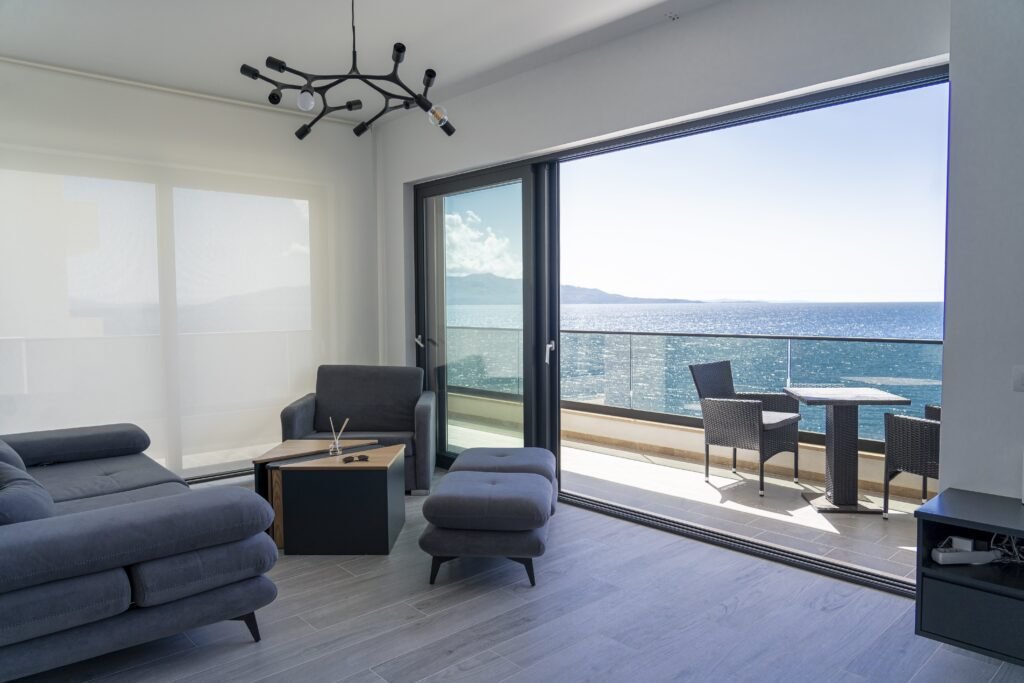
[253,438,377,500]
[268,444,406,555]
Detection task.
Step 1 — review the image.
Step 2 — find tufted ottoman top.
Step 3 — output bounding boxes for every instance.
[449,447,556,483]
[423,471,552,532]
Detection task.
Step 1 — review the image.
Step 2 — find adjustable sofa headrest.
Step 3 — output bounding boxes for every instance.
[0,424,152,467]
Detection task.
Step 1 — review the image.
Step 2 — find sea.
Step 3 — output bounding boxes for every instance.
[445,302,943,441]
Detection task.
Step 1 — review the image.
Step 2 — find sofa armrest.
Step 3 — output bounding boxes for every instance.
[0,424,151,467]
[0,487,273,595]
[281,393,316,440]
[414,391,437,490]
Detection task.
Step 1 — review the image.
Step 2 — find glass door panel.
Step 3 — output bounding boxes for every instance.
[421,180,526,459]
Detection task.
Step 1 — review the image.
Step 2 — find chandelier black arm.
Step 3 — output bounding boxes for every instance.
[361,101,394,128]
[254,73,303,92]
[356,77,415,104]
[239,0,453,141]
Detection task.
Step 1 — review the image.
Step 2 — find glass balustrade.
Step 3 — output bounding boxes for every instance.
[445,327,942,442]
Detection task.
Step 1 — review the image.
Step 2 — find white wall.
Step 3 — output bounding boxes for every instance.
[0,59,379,365]
[374,0,951,366]
[939,1,1024,498]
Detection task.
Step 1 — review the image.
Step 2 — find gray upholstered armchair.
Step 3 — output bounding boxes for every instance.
[689,360,801,496]
[281,365,436,492]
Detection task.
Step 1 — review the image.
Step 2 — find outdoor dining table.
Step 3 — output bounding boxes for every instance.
[783,386,911,513]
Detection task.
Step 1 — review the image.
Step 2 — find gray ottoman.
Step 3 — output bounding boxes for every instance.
[448,447,558,514]
[419,448,557,586]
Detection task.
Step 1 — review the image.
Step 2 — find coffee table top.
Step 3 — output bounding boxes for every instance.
[280,444,405,471]
[784,386,911,406]
[253,439,379,465]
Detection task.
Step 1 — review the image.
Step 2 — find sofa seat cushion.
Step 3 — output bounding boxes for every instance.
[29,454,184,503]
[423,471,552,532]
[0,568,130,647]
[762,411,801,430]
[419,523,549,559]
[53,482,190,516]
[127,533,278,607]
[0,439,25,471]
[450,447,557,514]
[0,463,55,526]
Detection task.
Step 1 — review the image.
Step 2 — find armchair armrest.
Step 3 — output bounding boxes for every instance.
[0,424,150,467]
[699,398,763,451]
[736,392,800,414]
[281,393,316,440]
[413,391,437,491]
[884,413,940,478]
[0,487,273,595]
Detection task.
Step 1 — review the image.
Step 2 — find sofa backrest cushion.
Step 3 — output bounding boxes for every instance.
[314,365,424,433]
[0,439,25,472]
[0,463,55,526]
[0,424,151,467]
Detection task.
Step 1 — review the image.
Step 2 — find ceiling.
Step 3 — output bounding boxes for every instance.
[0,0,718,120]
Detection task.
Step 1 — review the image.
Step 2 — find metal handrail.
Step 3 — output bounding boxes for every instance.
[446,325,943,345]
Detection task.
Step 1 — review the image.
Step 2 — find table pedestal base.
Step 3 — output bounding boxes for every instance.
[801,492,883,514]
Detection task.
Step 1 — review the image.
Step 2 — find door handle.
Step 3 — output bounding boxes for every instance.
[414,335,425,349]
[544,340,556,365]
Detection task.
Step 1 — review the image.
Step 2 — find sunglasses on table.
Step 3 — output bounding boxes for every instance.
[342,454,370,464]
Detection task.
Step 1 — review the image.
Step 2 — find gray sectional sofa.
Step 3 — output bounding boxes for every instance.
[281,364,436,492]
[0,424,278,682]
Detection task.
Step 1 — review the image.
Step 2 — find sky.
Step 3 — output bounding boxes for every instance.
[443,83,950,303]
[444,182,523,279]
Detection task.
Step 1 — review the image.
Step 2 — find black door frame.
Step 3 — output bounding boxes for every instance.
[413,162,559,471]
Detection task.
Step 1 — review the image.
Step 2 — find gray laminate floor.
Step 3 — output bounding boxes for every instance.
[20,487,1021,683]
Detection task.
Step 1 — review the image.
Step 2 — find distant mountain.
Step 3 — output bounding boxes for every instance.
[560,284,698,305]
[446,273,699,305]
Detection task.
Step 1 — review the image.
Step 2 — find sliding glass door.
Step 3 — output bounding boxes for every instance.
[415,165,558,467]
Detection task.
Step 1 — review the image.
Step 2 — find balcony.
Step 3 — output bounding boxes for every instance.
[447,326,942,582]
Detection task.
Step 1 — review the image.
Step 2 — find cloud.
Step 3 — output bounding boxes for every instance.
[445,212,521,278]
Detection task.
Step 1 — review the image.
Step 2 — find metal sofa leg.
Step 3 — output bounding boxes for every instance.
[234,612,261,642]
[704,444,710,482]
[430,556,455,584]
[509,557,536,586]
[731,447,737,473]
[922,476,928,504]
[759,460,765,497]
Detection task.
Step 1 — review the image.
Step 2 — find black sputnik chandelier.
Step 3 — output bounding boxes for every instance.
[239,0,454,140]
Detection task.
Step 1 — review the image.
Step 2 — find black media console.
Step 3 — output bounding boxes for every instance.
[915,488,1024,664]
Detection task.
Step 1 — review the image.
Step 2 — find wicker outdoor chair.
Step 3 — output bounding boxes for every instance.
[924,404,941,421]
[688,360,801,496]
[883,412,940,519]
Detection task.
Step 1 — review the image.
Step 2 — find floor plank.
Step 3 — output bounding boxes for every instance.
[18,482,1007,683]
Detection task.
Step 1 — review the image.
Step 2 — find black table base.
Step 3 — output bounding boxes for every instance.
[281,458,405,555]
[801,492,883,514]
[801,405,882,514]
[826,405,859,505]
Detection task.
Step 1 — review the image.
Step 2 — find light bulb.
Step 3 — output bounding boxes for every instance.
[426,104,448,127]
[297,87,316,112]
